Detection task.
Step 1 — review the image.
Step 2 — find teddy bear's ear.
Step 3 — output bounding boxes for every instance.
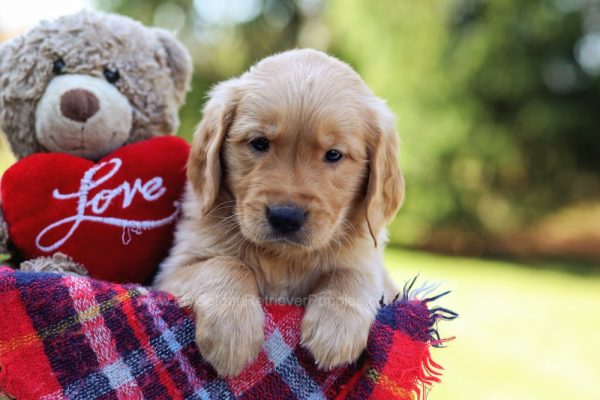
[153,28,193,105]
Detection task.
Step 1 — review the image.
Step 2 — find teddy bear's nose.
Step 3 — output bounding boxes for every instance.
[60,89,100,123]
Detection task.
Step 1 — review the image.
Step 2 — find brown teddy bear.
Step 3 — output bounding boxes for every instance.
[0,10,193,282]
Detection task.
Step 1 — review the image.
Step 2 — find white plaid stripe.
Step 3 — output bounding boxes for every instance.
[64,276,143,400]
[40,389,66,400]
[102,359,137,395]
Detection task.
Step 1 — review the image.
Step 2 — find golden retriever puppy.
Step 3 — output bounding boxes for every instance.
[154,49,404,377]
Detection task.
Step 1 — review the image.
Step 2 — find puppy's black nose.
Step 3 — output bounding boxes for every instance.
[267,205,306,234]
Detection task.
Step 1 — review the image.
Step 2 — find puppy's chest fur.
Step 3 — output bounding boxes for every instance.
[242,248,325,302]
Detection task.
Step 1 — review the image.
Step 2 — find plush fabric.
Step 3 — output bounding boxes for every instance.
[0,268,456,400]
[0,10,192,159]
[1,136,189,284]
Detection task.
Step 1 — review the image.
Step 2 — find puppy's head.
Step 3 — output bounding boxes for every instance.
[189,49,404,251]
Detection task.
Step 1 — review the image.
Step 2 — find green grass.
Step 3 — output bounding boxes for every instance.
[384,249,600,400]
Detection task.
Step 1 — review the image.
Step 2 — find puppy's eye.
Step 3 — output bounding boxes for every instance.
[324,149,343,163]
[249,137,270,152]
[53,58,66,75]
[103,67,120,84]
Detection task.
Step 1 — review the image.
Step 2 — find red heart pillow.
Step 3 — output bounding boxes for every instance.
[1,136,190,284]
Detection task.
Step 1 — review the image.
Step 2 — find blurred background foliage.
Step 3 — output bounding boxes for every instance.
[92,0,600,262]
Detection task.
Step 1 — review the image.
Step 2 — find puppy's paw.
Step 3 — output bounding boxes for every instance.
[301,298,375,370]
[194,296,265,377]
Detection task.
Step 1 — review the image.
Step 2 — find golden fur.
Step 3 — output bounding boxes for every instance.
[155,49,404,377]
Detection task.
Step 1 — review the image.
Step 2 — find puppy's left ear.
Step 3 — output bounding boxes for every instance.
[365,99,405,246]
[153,28,193,104]
[188,79,241,214]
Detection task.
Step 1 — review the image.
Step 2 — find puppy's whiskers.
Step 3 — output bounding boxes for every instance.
[205,200,236,217]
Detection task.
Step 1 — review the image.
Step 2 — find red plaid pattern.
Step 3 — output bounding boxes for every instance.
[0,268,455,400]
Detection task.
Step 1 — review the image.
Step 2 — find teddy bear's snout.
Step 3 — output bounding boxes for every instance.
[60,89,100,123]
[34,74,133,160]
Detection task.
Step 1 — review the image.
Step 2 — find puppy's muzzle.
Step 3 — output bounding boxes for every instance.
[266,205,306,235]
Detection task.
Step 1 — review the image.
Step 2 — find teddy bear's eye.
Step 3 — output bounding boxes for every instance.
[103,68,120,84]
[52,59,66,75]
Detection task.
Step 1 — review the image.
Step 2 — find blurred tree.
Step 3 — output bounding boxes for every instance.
[328,0,600,252]
[444,0,600,229]
[95,0,600,254]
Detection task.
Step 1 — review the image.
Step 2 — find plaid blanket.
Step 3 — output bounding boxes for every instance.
[0,267,456,400]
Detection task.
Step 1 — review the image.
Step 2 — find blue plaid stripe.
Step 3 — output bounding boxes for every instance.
[193,379,236,400]
[264,329,326,400]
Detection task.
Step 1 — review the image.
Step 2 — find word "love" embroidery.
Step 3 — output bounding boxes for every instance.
[36,158,180,252]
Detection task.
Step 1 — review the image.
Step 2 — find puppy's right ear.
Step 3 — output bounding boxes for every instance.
[188,79,241,214]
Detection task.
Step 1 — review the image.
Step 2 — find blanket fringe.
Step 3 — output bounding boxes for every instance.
[402,276,458,399]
